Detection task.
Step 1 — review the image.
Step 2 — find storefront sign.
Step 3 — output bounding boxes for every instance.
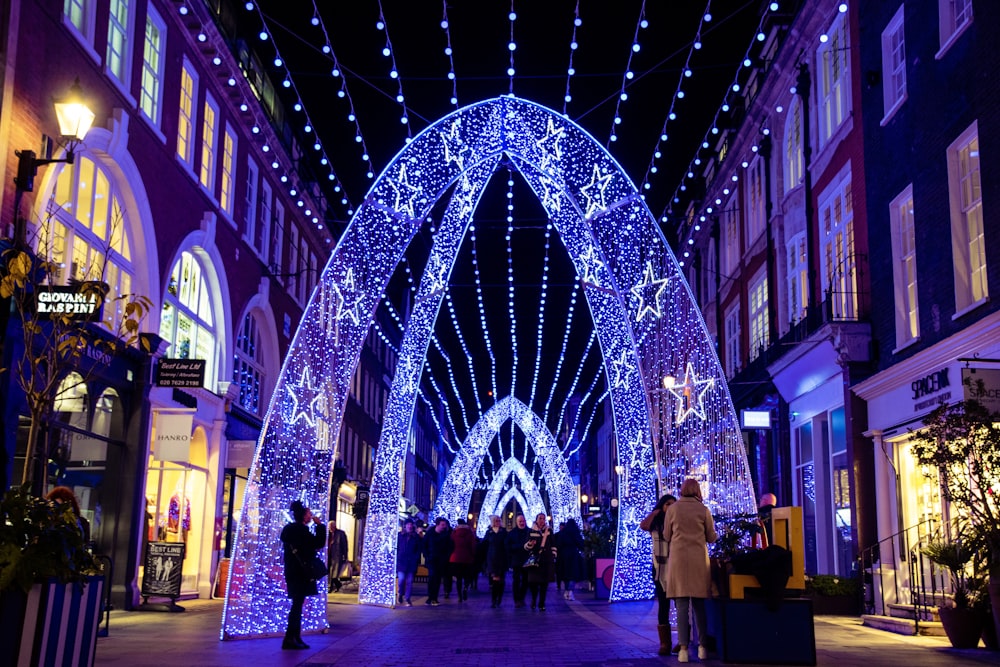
[226,439,257,468]
[912,367,951,412]
[742,409,772,429]
[71,433,107,462]
[963,368,1000,414]
[154,411,193,461]
[141,542,185,598]
[155,358,206,388]
[32,283,106,321]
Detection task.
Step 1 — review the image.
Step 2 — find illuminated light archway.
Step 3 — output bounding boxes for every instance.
[433,396,579,537]
[222,97,755,639]
[484,485,539,534]
[474,457,547,539]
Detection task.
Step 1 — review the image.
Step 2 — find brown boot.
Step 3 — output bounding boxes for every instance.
[657,625,672,656]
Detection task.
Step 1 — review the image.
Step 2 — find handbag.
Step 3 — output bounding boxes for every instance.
[294,548,328,581]
[523,553,540,569]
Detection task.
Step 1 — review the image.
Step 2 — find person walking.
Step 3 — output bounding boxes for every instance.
[524,512,557,611]
[396,518,421,606]
[280,500,326,650]
[506,514,531,607]
[557,518,585,601]
[640,493,677,655]
[663,479,717,663]
[424,517,452,605]
[483,515,509,607]
[327,518,348,592]
[449,518,477,601]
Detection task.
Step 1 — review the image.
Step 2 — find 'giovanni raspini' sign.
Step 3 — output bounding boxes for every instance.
[155,358,206,387]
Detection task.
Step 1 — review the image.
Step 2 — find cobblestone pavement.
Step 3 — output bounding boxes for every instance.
[94,582,999,667]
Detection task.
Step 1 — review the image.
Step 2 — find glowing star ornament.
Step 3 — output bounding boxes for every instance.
[388,163,421,218]
[535,117,566,173]
[630,261,669,321]
[283,366,323,428]
[334,268,364,326]
[440,119,471,170]
[539,175,563,213]
[665,362,716,424]
[575,244,605,286]
[580,164,613,218]
[611,349,636,390]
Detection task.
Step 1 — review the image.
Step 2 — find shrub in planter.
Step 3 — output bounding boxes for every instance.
[805,575,861,615]
[921,536,989,648]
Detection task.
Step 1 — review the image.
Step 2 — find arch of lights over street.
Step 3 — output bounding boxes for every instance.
[221,97,756,639]
[427,396,574,539]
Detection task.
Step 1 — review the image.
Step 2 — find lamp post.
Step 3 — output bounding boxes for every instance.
[580,493,588,518]
[12,78,95,247]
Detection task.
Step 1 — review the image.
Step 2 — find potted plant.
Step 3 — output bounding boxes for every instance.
[921,536,988,648]
[0,484,105,666]
[805,574,861,615]
[911,395,1000,649]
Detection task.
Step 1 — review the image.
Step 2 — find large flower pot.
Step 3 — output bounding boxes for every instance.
[937,605,985,649]
[0,575,104,667]
[989,563,1000,652]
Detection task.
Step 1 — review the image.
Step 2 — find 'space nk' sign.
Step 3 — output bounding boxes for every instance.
[33,283,105,322]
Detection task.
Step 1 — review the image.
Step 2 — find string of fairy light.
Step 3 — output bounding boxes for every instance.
[507,1,517,94]
[440,0,459,108]
[562,0,582,114]
[606,0,648,147]
[375,0,413,138]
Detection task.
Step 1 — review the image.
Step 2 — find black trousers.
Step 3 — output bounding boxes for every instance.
[427,566,445,602]
[511,566,528,603]
[528,580,548,608]
[286,593,305,640]
[490,572,506,604]
[654,580,670,625]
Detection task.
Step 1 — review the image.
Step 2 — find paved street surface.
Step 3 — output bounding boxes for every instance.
[94,583,998,667]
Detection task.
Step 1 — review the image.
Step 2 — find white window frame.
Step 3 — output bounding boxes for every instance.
[258,181,272,259]
[948,121,988,314]
[889,185,919,349]
[234,311,267,416]
[160,251,218,390]
[880,5,907,124]
[721,199,739,278]
[745,158,765,246]
[818,166,857,320]
[288,224,300,299]
[220,124,237,219]
[724,304,741,379]
[105,0,133,87]
[297,236,309,304]
[243,157,259,246]
[199,92,219,195]
[139,4,166,129]
[817,10,850,147]
[748,269,769,362]
[176,58,198,168]
[787,232,808,327]
[784,97,804,192]
[272,201,285,283]
[937,0,973,58]
[63,0,98,57]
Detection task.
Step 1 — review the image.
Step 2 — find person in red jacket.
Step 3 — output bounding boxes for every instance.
[449,518,477,602]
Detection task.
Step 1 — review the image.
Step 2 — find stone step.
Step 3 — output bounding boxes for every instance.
[862,614,946,637]
[887,602,939,621]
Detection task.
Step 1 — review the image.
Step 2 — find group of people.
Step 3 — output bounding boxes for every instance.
[395,512,586,611]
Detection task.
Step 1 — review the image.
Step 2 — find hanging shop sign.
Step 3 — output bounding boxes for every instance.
[32,283,106,321]
[155,358,206,388]
[963,368,1000,414]
[141,542,185,598]
[226,439,257,468]
[741,409,773,429]
[153,411,194,462]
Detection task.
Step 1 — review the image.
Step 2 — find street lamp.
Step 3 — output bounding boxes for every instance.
[13,78,95,246]
[580,493,588,517]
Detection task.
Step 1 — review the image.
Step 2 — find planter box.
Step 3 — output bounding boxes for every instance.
[0,576,104,667]
[594,558,614,600]
[714,598,816,665]
[807,593,859,616]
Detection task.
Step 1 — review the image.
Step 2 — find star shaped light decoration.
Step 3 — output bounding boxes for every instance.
[575,244,605,286]
[629,430,652,470]
[440,119,471,171]
[535,117,566,173]
[334,268,364,325]
[611,349,636,390]
[388,163,422,218]
[422,254,449,299]
[283,365,323,429]
[630,261,670,321]
[539,175,563,213]
[665,362,716,424]
[580,164,613,218]
[620,508,640,548]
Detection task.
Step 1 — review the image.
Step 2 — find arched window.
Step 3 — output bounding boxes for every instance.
[54,372,88,429]
[159,251,217,388]
[784,97,804,192]
[233,312,266,415]
[40,154,135,332]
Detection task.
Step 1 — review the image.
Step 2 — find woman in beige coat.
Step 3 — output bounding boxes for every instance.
[663,479,717,663]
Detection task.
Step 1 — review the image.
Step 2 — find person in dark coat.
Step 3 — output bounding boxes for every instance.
[506,514,531,607]
[525,512,557,611]
[449,519,477,601]
[327,518,349,592]
[557,518,585,600]
[423,517,452,605]
[396,518,421,605]
[483,515,509,607]
[280,500,327,650]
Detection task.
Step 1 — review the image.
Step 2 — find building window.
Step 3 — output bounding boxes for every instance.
[199,93,219,194]
[288,225,299,298]
[234,313,266,415]
[881,5,906,121]
[889,185,919,347]
[938,0,972,54]
[177,59,198,167]
[272,201,285,282]
[220,125,237,217]
[139,5,165,126]
[298,236,309,304]
[721,201,740,278]
[746,158,765,246]
[748,270,769,362]
[105,0,131,84]
[42,155,135,334]
[817,10,849,146]
[948,121,987,311]
[64,0,95,46]
[244,157,259,244]
[724,304,740,378]
[786,232,808,327]
[258,181,272,259]
[160,251,217,389]
[818,167,857,320]
[784,97,804,191]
